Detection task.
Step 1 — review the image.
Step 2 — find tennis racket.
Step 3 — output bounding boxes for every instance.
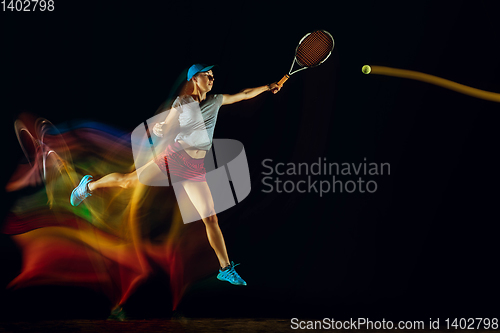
[278,30,334,86]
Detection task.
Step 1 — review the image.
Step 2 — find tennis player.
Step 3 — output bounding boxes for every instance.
[70,64,281,287]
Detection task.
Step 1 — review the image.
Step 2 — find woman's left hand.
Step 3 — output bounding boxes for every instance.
[268,82,282,94]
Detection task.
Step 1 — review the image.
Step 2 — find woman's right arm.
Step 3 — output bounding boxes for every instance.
[153,108,179,137]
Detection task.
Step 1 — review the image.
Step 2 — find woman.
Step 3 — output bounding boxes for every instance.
[70,64,281,287]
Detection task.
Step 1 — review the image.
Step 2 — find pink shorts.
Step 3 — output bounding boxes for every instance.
[153,141,206,183]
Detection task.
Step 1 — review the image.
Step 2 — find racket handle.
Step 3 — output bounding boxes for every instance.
[278,74,289,86]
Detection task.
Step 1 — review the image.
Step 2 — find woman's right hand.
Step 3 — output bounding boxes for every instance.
[153,122,165,137]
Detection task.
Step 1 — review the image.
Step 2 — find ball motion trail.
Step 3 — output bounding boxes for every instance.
[362,65,500,103]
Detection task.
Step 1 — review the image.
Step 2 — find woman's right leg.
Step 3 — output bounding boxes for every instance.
[88,159,159,191]
[71,159,164,206]
[88,172,137,191]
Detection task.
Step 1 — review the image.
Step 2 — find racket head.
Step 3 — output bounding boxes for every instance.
[294,30,334,68]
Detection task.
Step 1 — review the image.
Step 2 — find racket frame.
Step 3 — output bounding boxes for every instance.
[278,30,334,86]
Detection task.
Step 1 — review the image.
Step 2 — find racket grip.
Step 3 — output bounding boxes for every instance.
[278,74,289,86]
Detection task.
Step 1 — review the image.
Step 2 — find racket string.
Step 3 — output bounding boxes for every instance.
[296,31,333,67]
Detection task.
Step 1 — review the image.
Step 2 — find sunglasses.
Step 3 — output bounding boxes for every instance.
[199,73,214,81]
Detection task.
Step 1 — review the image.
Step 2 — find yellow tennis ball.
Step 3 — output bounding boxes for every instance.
[362,65,371,74]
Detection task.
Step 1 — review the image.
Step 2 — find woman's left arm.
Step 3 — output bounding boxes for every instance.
[222,82,281,105]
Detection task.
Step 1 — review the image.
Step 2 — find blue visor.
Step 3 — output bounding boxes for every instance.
[187,64,215,81]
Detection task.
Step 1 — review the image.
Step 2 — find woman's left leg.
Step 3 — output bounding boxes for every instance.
[180,180,230,269]
[180,180,247,285]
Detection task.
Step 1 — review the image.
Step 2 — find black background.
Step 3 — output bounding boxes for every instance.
[1,0,500,322]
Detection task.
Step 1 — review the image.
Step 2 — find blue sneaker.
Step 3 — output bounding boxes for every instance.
[217,262,247,286]
[70,175,93,206]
